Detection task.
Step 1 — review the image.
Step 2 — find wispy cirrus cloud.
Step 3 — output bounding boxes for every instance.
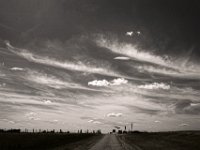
[96,36,169,66]
[135,65,200,79]
[25,70,101,92]
[6,41,121,77]
[136,65,180,76]
[26,70,73,89]
[95,35,200,79]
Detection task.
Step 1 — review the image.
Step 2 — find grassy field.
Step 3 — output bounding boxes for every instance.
[122,131,200,150]
[0,133,100,150]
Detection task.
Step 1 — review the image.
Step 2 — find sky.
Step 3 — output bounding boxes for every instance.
[0,0,200,133]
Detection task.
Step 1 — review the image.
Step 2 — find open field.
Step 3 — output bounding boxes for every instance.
[0,133,102,150]
[0,131,200,150]
[122,131,200,150]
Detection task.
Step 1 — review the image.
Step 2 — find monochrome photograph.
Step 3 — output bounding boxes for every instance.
[0,0,200,149]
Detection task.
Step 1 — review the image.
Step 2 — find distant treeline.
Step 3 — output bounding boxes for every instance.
[0,129,20,133]
[0,132,101,150]
[0,128,102,134]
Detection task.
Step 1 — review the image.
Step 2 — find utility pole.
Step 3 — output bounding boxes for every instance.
[131,123,133,131]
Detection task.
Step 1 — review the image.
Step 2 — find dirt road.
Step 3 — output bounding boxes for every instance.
[89,134,134,150]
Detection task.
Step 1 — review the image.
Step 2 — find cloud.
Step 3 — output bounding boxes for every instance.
[8,120,15,124]
[25,112,37,117]
[25,112,40,121]
[88,79,110,87]
[154,120,161,123]
[6,42,119,77]
[179,123,189,127]
[136,31,141,35]
[135,65,200,79]
[87,119,102,124]
[25,70,100,91]
[43,100,52,105]
[96,35,200,79]
[126,31,133,36]
[10,67,24,71]
[0,83,6,87]
[136,65,180,76]
[93,121,101,124]
[174,100,200,115]
[96,37,169,67]
[88,120,94,123]
[27,72,69,89]
[126,105,162,115]
[114,56,130,60]
[138,82,170,90]
[125,31,141,36]
[47,119,59,124]
[111,78,128,85]
[84,116,124,127]
[0,119,15,124]
[107,113,122,117]
[88,78,128,87]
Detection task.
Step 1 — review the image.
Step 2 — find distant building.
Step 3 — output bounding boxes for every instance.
[112,129,116,133]
[118,130,123,134]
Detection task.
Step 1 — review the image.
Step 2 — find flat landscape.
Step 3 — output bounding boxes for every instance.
[0,133,102,150]
[0,131,200,150]
[123,131,200,150]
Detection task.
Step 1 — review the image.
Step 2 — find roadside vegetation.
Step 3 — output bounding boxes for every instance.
[123,131,200,150]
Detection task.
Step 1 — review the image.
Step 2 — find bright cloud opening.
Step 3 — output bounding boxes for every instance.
[88,78,128,87]
[107,113,122,117]
[138,82,170,90]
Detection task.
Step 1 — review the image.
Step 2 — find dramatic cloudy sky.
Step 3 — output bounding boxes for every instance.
[0,0,200,132]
